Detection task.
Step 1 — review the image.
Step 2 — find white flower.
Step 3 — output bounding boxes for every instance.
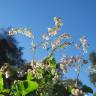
[51,69,55,75]
[51,43,56,49]
[42,42,48,49]
[75,43,81,49]
[49,30,58,36]
[48,27,58,36]
[17,71,24,78]
[80,36,88,53]
[48,28,52,32]
[42,34,50,40]
[8,28,33,38]
[51,38,61,49]
[5,71,10,78]
[54,16,63,28]
[35,62,42,68]
[59,33,72,39]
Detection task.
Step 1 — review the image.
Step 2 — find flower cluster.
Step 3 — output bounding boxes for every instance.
[0,17,93,96]
[48,27,58,36]
[17,70,25,78]
[80,36,88,53]
[51,38,60,49]
[88,66,96,73]
[75,43,81,49]
[59,33,72,39]
[42,41,49,49]
[51,33,72,49]
[60,55,80,65]
[42,33,50,41]
[42,34,72,49]
[42,17,63,41]
[8,28,33,38]
[42,17,72,50]
[59,42,73,49]
[25,57,59,81]
[71,88,83,96]
[59,55,81,73]
[54,16,63,28]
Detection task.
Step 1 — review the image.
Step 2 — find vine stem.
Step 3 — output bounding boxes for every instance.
[75,54,85,88]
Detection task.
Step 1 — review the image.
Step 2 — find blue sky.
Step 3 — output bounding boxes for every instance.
[0,0,96,94]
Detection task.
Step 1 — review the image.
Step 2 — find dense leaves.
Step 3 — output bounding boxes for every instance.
[89,52,96,86]
[0,29,24,67]
[81,85,93,93]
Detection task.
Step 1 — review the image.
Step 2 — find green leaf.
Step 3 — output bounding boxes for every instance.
[23,80,38,95]
[82,85,93,93]
[0,72,4,91]
[0,94,4,96]
[93,93,96,96]
[12,80,38,96]
[27,72,34,80]
[49,57,56,69]
[67,85,73,94]
[16,81,25,95]
[58,44,64,49]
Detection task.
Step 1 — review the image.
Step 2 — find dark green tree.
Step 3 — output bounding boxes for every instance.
[89,52,96,86]
[0,28,24,68]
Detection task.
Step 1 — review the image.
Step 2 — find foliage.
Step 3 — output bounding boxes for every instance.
[89,52,96,86]
[81,85,93,93]
[0,17,95,96]
[0,71,38,96]
[94,93,96,96]
[0,30,24,67]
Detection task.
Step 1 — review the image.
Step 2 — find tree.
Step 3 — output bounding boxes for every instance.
[89,52,96,86]
[0,29,26,95]
[0,28,24,67]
